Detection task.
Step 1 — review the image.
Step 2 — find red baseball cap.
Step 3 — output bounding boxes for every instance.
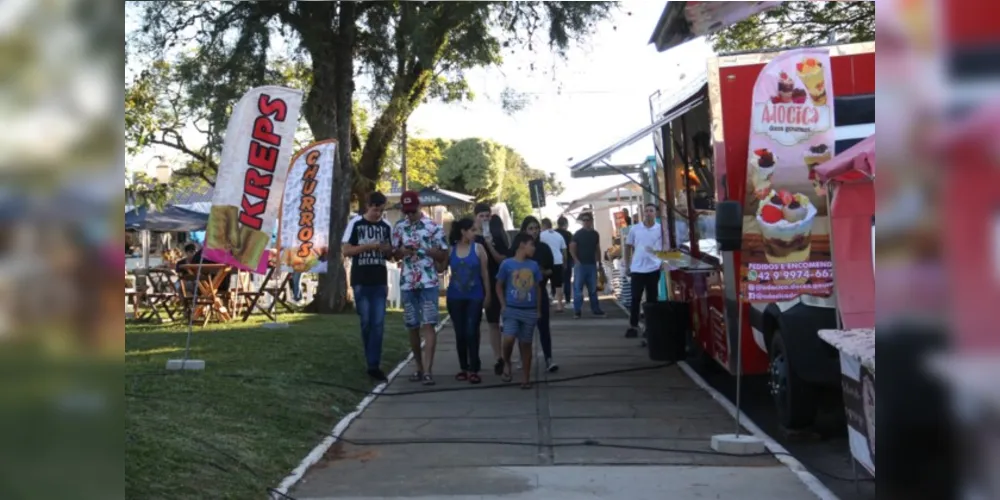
[400,190,420,212]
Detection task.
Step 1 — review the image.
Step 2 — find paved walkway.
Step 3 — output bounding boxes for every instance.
[291,299,820,500]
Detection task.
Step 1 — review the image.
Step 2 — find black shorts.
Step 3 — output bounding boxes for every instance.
[485,278,502,323]
[549,265,564,288]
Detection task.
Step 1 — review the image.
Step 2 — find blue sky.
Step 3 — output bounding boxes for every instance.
[127,1,714,214]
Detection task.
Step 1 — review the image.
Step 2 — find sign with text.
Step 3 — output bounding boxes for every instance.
[529,179,546,209]
[204,86,303,274]
[741,48,836,302]
[278,140,336,274]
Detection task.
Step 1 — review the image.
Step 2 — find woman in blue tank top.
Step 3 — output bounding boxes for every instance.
[447,218,492,384]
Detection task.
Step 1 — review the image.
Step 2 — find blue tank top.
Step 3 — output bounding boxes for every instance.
[447,243,485,301]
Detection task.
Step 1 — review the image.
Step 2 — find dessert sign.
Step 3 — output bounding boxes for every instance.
[742,49,835,302]
[203,86,303,274]
[278,139,336,274]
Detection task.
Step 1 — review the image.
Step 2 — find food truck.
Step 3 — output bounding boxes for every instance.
[665,43,874,429]
[569,3,874,429]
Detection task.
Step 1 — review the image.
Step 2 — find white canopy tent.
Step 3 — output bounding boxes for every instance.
[561,181,645,215]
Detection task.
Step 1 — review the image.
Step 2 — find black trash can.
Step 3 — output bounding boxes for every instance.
[643,301,691,362]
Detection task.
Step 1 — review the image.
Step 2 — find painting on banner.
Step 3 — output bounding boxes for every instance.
[203,86,303,274]
[278,140,336,274]
[741,48,836,303]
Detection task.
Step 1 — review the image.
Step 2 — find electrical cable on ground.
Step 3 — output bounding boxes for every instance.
[127,361,680,398]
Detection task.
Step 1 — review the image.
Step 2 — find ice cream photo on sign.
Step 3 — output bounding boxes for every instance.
[742,48,835,297]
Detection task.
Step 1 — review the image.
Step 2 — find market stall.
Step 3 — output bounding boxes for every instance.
[814,135,876,478]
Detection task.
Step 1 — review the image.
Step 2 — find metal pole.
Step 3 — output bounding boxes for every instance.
[182,252,205,363]
[735,298,745,438]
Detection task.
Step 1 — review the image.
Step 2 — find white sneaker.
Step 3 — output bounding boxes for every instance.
[546,359,559,373]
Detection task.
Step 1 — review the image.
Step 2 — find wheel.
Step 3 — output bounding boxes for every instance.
[769,330,817,429]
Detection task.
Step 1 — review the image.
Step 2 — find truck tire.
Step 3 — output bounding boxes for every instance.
[769,330,817,429]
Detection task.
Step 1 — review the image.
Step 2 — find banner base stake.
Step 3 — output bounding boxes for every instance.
[710,434,766,455]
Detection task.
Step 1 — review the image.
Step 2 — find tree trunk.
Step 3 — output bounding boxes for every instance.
[302,3,357,314]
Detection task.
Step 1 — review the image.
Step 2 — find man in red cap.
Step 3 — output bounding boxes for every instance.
[391,191,449,385]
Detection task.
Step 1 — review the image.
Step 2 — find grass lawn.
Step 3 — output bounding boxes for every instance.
[125,310,424,499]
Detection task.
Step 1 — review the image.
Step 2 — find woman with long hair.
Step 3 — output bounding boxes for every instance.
[516,216,558,372]
[446,218,491,384]
[482,213,511,375]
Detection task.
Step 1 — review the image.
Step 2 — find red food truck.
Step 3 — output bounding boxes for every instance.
[570,3,874,428]
[646,3,874,428]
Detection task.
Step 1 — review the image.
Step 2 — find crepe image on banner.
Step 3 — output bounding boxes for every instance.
[206,205,242,253]
[234,226,272,270]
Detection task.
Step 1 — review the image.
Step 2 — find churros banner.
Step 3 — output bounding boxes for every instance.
[203,86,303,274]
[278,140,336,274]
[741,49,836,302]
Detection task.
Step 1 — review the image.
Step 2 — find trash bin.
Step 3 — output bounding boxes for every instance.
[643,301,690,362]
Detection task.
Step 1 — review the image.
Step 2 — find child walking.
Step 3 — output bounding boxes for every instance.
[495,233,543,389]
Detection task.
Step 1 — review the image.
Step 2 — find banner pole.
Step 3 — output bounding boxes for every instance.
[265,169,289,330]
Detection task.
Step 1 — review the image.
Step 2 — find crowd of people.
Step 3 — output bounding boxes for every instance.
[342,190,665,389]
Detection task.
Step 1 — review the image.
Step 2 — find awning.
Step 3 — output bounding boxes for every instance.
[562,181,644,214]
[649,1,781,52]
[816,135,876,183]
[125,205,209,232]
[568,83,707,175]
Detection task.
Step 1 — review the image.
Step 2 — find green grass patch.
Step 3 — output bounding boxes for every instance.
[125,312,416,499]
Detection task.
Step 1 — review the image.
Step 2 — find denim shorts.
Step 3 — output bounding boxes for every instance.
[502,307,537,343]
[402,287,440,330]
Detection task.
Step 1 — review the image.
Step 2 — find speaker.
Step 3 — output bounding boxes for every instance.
[716,200,743,252]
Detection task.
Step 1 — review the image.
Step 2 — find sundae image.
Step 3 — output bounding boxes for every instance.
[755,189,817,264]
[750,148,777,196]
[862,371,875,459]
[804,143,832,169]
[791,88,808,104]
[805,144,833,198]
[777,72,795,103]
[796,57,827,105]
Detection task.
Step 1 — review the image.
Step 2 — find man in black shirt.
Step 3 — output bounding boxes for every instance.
[569,212,606,319]
[342,192,393,381]
[473,203,510,376]
[556,216,574,305]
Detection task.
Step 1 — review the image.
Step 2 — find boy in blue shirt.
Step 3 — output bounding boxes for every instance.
[495,233,543,389]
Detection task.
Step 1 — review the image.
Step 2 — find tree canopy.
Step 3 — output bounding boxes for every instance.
[126,0,615,312]
[711,1,875,53]
[437,138,507,201]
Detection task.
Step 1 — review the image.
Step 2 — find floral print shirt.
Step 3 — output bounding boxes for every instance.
[392,216,448,291]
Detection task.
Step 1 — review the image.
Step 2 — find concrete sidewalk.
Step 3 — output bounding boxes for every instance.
[290,299,821,500]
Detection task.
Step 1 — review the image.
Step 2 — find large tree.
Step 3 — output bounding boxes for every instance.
[437,138,507,201]
[127,1,615,312]
[711,1,875,52]
[378,137,451,193]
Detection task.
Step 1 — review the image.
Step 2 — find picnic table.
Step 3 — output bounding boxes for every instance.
[177,264,232,326]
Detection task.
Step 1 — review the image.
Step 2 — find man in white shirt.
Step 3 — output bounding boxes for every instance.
[540,218,568,313]
[624,203,665,338]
